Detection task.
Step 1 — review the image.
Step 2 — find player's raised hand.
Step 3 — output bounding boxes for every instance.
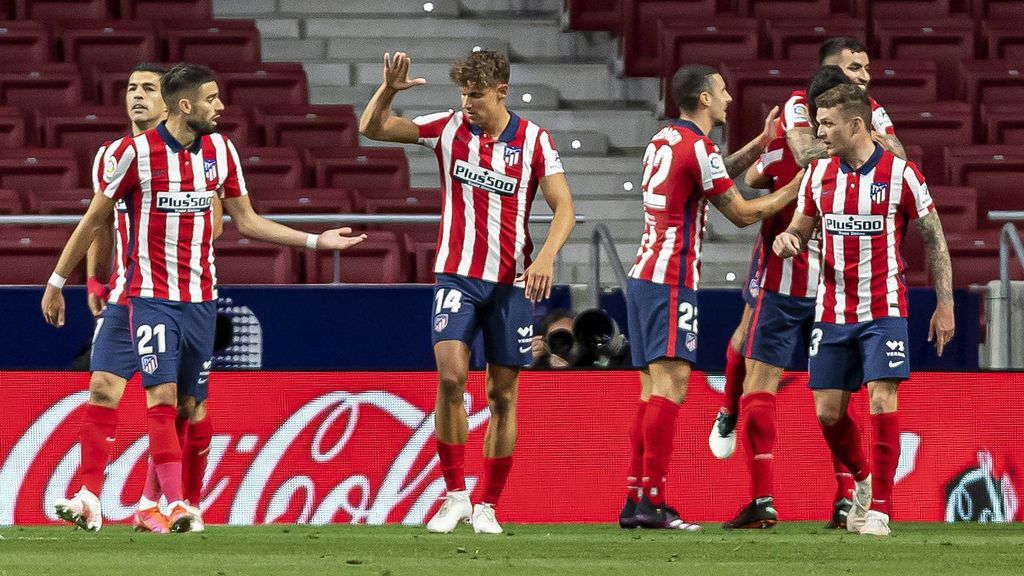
[383,52,426,92]
[773,231,801,258]
[314,227,367,251]
[928,301,955,356]
[759,105,781,145]
[516,256,554,303]
[41,284,66,328]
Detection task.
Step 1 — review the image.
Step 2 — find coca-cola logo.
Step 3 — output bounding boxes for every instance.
[945,451,1019,523]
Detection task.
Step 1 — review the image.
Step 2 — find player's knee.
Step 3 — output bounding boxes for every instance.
[177,395,196,420]
[486,385,516,416]
[89,373,125,408]
[816,410,842,427]
[437,372,467,403]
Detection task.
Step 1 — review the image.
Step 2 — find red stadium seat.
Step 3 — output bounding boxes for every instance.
[15,0,111,20]
[851,0,951,18]
[0,188,24,213]
[218,63,309,108]
[256,105,359,149]
[120,0,212,20]
[980,21,1024,61]
[235,146,305,190]
[0,226,80,284]
[945,231,1022,288]
[363,195,442,217]
[764,18,866,60]
[620,0,719,76]
[27,187,93,214]
[213,232,300,284]
[0,148,78,193]
[0,21,52,66]
[165,20,261,67]
[304,230,409,284]
[962,62,1024,124]
[884,102,973,184]
[249,187,354,215]
[59,22,159,97]
[874,19,976,100]
[310,147,409,191]
[658,19,759,107]
[929,186,978,233]
[982,104,1024,144]
[351,187,439,212]
[210,108,258,146]
[0,106,26,147]
[41,107,127,183]
[971,0,1024,19]
[0,64,83,109]
[719,61,812,148]
[945,146,1024,229]
[411,240,436,283]
[564,0,620,32]
[858,60,937,105]
[737,0,837,18]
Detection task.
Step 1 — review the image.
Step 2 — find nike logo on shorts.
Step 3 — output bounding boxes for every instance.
[888,360,904,368]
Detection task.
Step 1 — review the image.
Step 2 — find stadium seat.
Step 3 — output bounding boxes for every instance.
[218,63,309,108]
[0,226,79,284]
[764,18,866,60]
[962,62,1024,127]
[0,65,83,109]
[0,188,24,214]
[980,20,1024,61]
[234,146,306,190]
[0,21,51,66]
[982,104,1024,144]
[945,231,1022,287]
[41,108,128,182]
[874,19,976,99]
[59,22,160,97]
[304,230,409,284]
[658,19,759,105]
[719,61,814,148]
[119,0,212,20]
[27,187,93,214]
[884,102,973,184]
[165,20,262,66]
[737,0,836,18]
[210,108,258,147]
[309,147,410,191]
[249,187,354,215]
[362,194,442,217]
[257,105,359,149]
[971,0,1024,19]
[928,186,978,233]
[411,240,437,283]
[858,60,937,105]
[0,106,26,147]
[213,232,300,284]
[563,0,620,32]
[620,0,719,76]
[14,0,111,20]
[0,148,78,193]
[851,0,951,18]
[944,145,1024,229]
[351,188,440,212]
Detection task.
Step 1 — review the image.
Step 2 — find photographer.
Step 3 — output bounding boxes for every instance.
[530,308,632,369]
[530,309,577,369]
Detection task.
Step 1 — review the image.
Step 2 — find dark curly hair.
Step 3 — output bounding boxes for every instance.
[449,50,510,89]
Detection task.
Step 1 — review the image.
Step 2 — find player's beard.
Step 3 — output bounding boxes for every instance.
[186,115,217,137]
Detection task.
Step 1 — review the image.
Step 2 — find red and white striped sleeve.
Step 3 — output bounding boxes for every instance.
[781,94,811,132]
[796,163,818,217]
[695,139,733,197]
[871,101,897,136]
[221,137,249,199]
[533,129,564,179]
[101,138,139,201]
[413,111,454,149]
[91,141,111,192]
[899,161,934,220]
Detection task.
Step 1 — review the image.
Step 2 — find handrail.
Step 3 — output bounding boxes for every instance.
[989,211,1024,223]
[590,223,629,305]
[998,223,1024,367]
[0,214,587,225]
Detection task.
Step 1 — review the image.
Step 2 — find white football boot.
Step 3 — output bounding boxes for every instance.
[54,488,103,531]
[847,474,872,533]
[708,409,738,459]
[426,490,472,533]
[859,510,891,536]
[183,502,205,532]
[471,503,503,535]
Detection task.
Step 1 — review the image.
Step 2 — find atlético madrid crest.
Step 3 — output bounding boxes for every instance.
[204,158,218,182]
[870,182,889,204]
[504,146,521,167]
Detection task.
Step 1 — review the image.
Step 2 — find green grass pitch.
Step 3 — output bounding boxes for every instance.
[2,523,1023,576]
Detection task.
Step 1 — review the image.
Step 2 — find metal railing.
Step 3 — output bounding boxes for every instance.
[997,221,1024,367]
[590,223,629,305]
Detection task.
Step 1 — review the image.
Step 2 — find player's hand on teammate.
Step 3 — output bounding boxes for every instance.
[314,227,368,251]
[383,52,426,92]
[517,256,554,303]
[41,284,66,328]
[758,106,781,146]
[87,292,105,317]
[928,301,955,356]
[773,231,802,259]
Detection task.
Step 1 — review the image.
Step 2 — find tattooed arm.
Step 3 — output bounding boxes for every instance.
[786,127,829,168]
[773,212,818,258]
[914,211,955,355]
[873,133,907,160]
[709,169,804,228]
[724,106,779,178]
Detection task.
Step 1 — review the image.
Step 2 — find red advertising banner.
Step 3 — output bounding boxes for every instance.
[0,371,1019,526]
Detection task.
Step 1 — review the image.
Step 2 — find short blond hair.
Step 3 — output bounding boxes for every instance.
[449,50,510,89]
[814,84,871,127]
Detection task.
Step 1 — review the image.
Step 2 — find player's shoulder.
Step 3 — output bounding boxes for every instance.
[807,155,840,174]
[414,109,458,126]
[868,96,886,110]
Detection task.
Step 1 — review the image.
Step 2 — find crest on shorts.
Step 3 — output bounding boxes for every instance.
[685,332,697,352]
[434,314,449,333]
[204,158,218,182]
[870,182,889,204]
[141,354,159,375]
[504,145,522,167]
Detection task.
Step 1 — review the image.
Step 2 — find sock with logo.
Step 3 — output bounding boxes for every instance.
[833,456,855,501]
[184,415,213,506]
[871,412,900,516]
[147,405,184,504]
[626,400,647,503]
[820,413,869,482]
[78,404,118,497]
[722,344,745,416]
[741,392,776,500]
[641,395,680,507]
[481,455,513,505]
[436,439,467,492]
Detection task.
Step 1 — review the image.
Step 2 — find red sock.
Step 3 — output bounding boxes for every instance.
[176,416,190,501]
[641,395,680,506]
[626,401,647,503]
[833,456,855,501]
[435,439,466,492]
[78,404,118,496]
[147,405,184,503]
[481,456,513,505]
[741,392,776,500]
[184,416,212,506]
[820,413,869,482]
[722,344,745,415]
[143,459,161,503]
[871,412,900,516]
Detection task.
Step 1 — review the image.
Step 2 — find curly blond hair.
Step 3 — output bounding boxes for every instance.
[449,50,510,89]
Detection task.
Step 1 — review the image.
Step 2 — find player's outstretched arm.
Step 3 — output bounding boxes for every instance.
[358,52,425,144]
[211,195,224,240]
[516,173,575,303]
[786,127,829,168]
[709,169,804,228]
[723,106,778,178]
[744,162,771,190]
[915,211,955,355]
[42,193,117,327]
[773,212,817,259]
[84,209,115,317]
[222,195,366,251]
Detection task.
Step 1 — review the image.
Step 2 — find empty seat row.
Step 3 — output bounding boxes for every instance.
[2,0,211,21]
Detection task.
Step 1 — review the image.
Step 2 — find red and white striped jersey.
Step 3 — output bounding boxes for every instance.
[101,123,248,302]
[779,90,895,138]
[629,120,734,288]
[91,138,132,306]
[754,137,820,298]
[797,145,935,324]
[413,110,563,285]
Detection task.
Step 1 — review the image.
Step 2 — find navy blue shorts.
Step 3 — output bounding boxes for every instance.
[90,303,137,380]
[745,289,816,369]
[129,297,216,401]
[626,278,698,367]
[431,274,533,367]
[808,317,911,392]
[742,239,763,307]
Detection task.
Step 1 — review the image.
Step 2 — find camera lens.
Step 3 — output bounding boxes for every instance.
[545,329,575,358]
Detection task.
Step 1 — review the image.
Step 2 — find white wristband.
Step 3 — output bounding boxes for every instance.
[305,233,319,249]
[48,272,66,289]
